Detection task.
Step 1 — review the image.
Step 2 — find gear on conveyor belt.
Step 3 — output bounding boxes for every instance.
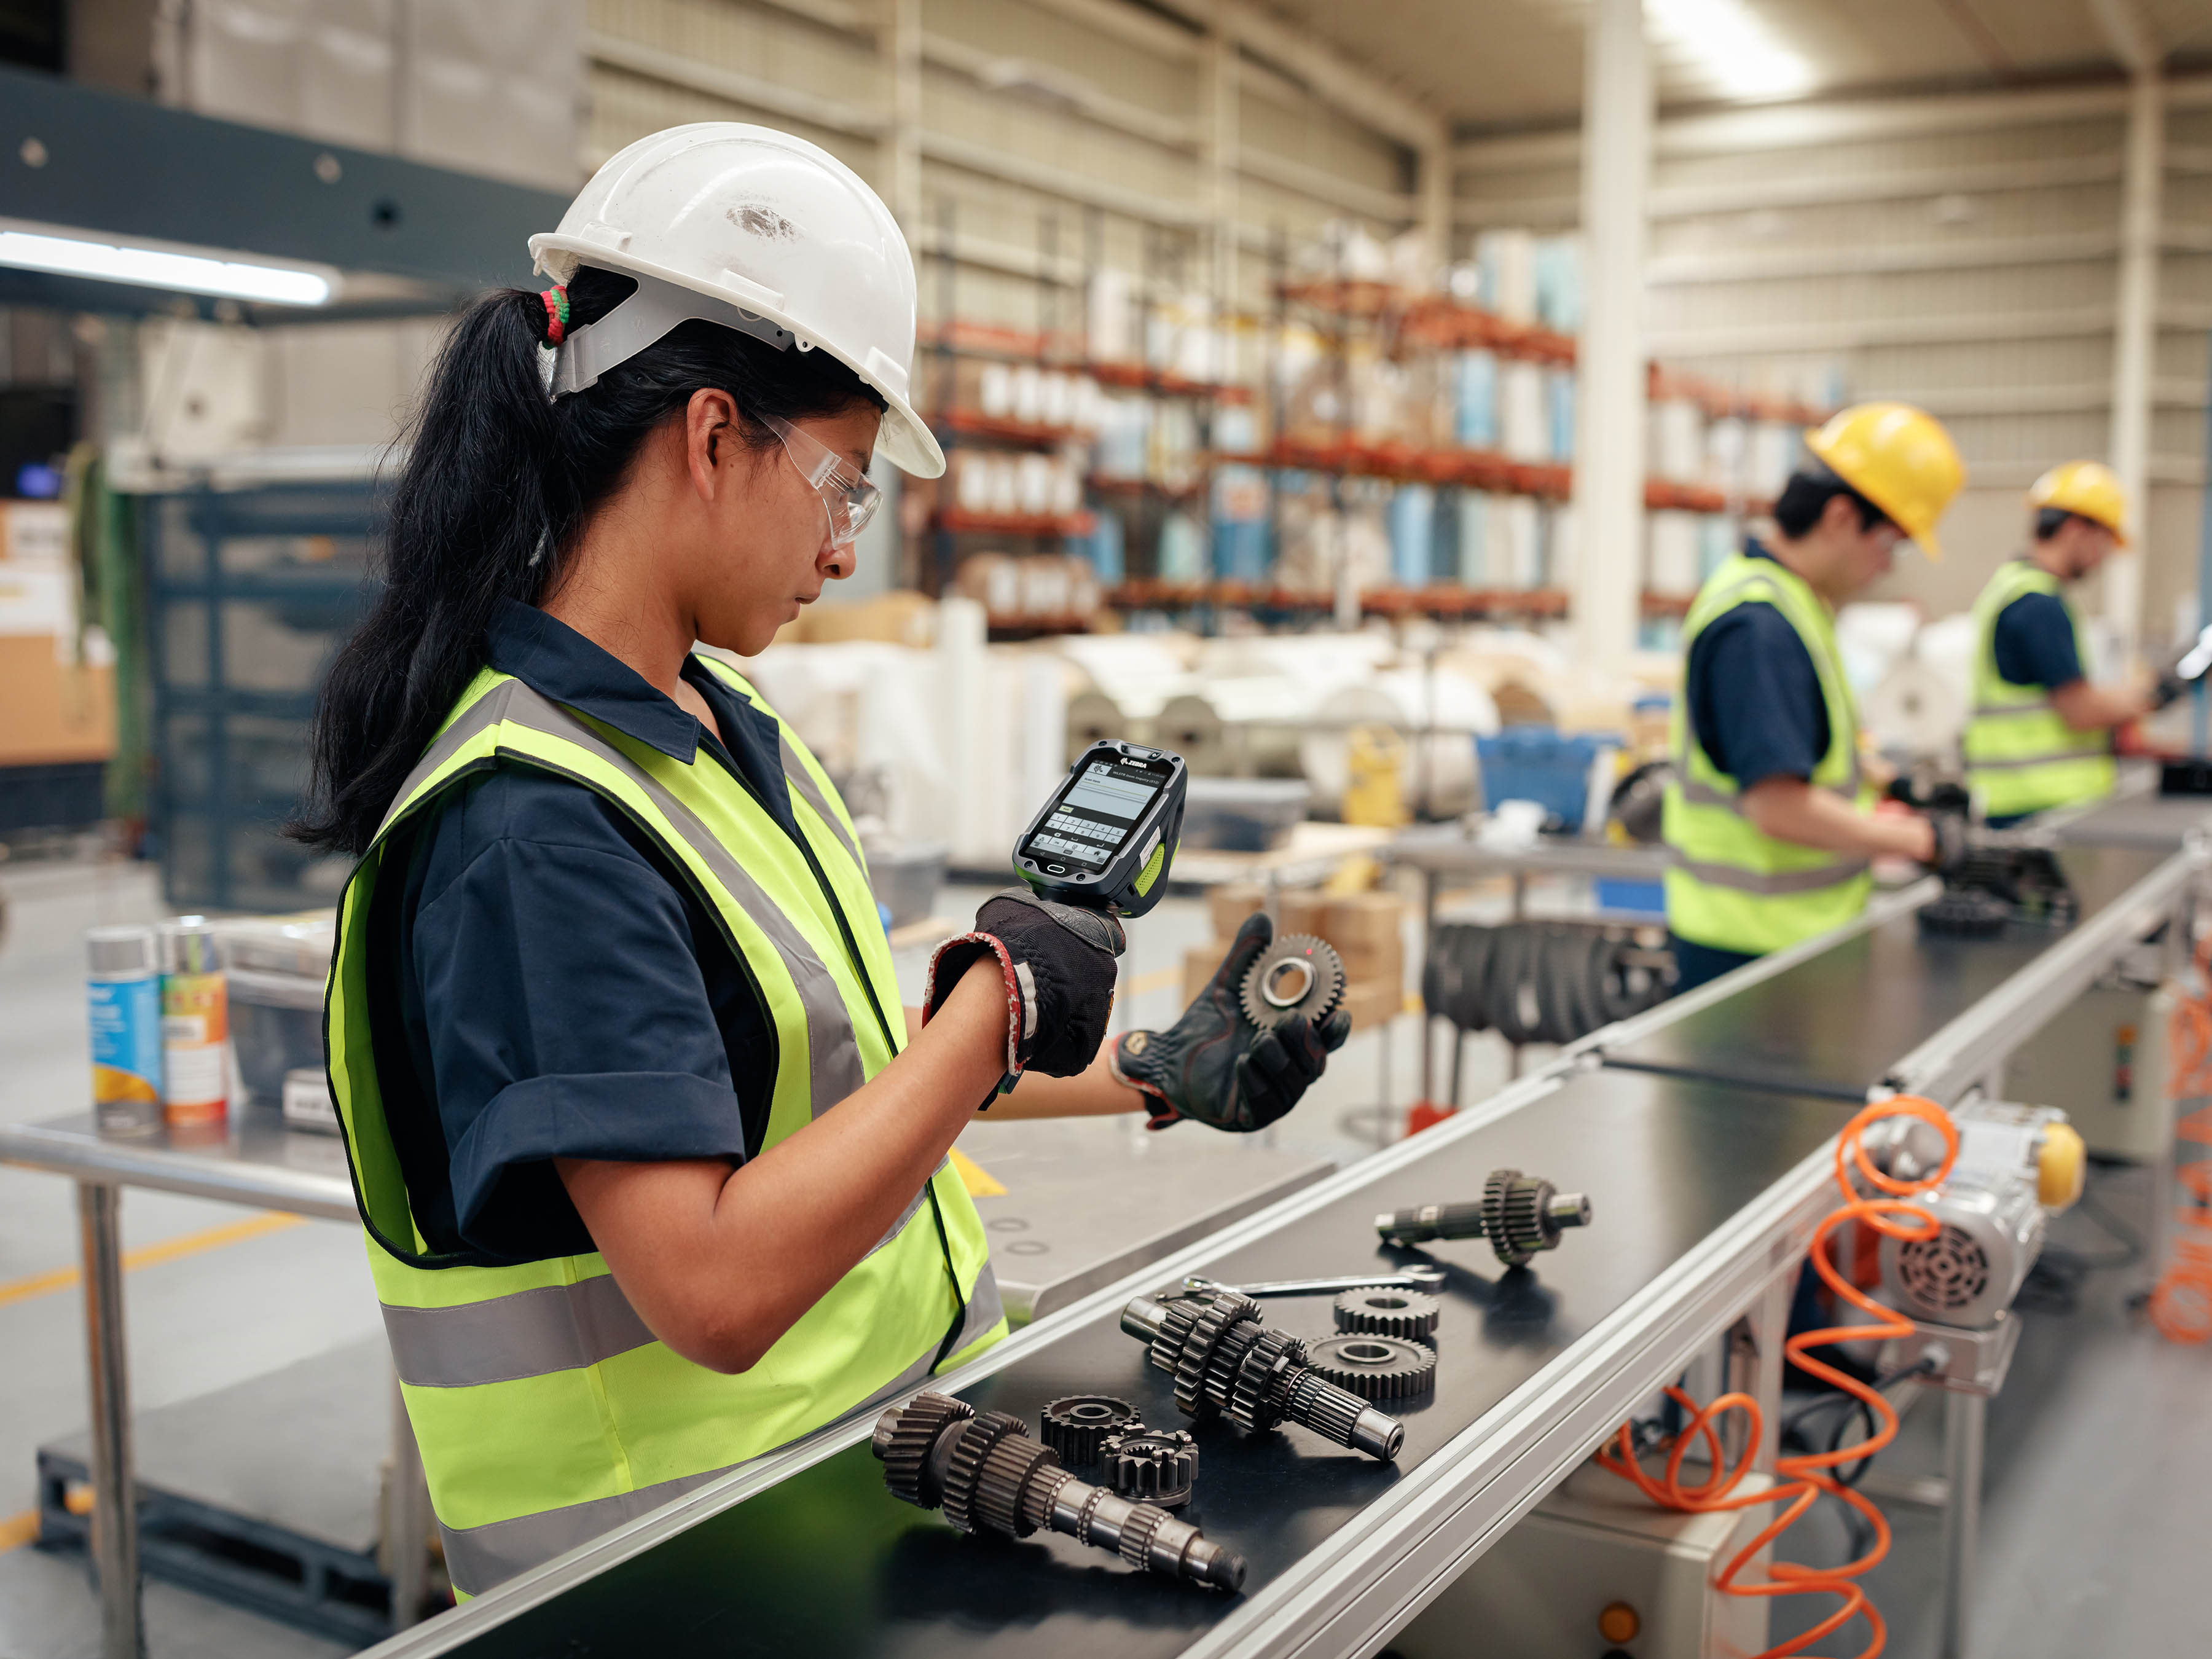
[1040,1395,1140,1465]
[871,1391,1245,1591]
[1915,889,2012,938]
[1333,1285,1441,1338]
[1238,933,1346,1031]
[1373,1167,1593,1268]
[1120,1290,1406,1461]
[1100,1427,1199,1509]
[1304,1334,1438,1400]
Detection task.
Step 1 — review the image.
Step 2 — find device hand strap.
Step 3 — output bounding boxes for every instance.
[923,888,1125,1081]
[1112,912,1351,1133]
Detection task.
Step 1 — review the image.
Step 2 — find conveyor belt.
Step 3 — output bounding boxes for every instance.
[2050,793,2212,850]
[1602,845,2168,1099]
[390,1069,1856,1659]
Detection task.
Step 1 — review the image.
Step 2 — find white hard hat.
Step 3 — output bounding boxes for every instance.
[530,124,945,479]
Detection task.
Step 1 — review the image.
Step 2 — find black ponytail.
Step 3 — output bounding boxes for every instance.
[289,265,883,856]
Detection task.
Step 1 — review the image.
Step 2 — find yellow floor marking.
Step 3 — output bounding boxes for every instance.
[949,1147,1006,1198]
[0,1510,38,1552]
[0,1211,306,1310]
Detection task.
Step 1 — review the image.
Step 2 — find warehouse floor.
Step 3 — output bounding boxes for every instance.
[0,849,2202,1657]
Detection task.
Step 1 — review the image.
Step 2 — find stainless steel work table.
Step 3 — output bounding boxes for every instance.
[348,834,2208,1659]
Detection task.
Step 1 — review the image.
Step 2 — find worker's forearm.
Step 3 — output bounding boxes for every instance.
[901,1002,1140,1118]
[1741,777,1931,862]
[560,957,1010,1373]
[2051,680,2147,732]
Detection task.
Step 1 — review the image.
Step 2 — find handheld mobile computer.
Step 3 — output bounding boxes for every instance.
[1013,741,1187,917]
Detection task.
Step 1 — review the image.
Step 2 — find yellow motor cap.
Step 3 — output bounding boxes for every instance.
[2028,460,2130,545]
[1804,401,1966,560]
[1598,1602,1641,1644]
[2038,1121,2087,1210]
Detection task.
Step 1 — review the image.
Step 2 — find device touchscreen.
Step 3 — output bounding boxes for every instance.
[1020,759,1166,870]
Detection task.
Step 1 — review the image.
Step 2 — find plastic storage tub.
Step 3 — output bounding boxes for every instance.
[1474,728,1616,834]
[867,842,948,928]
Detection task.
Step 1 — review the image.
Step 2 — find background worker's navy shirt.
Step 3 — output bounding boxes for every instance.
[1683,541,1829,791]
[365,600,802,1265]
[1991,581,2085,691]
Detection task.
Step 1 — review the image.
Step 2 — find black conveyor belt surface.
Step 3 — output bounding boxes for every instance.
[2053,794,2212,850]
[1604,845,2167,1100]
[418,1070,1857,1659]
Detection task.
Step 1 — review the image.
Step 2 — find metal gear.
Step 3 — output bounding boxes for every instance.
[1333,1286,1441,1339]
[870,1392,1244,1591]
[1121,1291,1406,1461]
[1304,1334,1438,1401]
[1482,1168,1593,1267]
[1238,933,1347,1032]
[940,1408,1031,1537]
[874,1390,974,1508]
[1040,1395,1140,1465]
[1101,1428,1199,1509]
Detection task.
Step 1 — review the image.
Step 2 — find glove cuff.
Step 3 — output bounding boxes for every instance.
[1111,1031,1181,1130]
[924,933,1029,1075]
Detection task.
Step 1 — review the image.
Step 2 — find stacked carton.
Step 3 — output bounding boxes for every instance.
[1185,884,1406,1032]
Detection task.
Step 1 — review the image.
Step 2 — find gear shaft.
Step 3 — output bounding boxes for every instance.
[1374,1167,1592,1267]
[1120,1290,1405,1461]
[873,1392,1245,1592]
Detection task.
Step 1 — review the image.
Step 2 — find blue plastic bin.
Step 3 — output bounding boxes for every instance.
[1475,726,1613,833]
[1594,878,1666,916]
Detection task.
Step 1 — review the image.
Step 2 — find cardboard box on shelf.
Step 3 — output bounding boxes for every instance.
[1207,882,1266,939]
[0,634,114,766]
[1339,978,1402,1032]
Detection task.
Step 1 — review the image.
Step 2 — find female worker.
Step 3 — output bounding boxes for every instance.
[294,125,1348,1599]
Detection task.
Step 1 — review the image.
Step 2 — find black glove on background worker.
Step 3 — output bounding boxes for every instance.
[1112,911,1352,1133]
[1925,807,1972,877]
[2151,629,2212,710]
[924,888,1123,1078]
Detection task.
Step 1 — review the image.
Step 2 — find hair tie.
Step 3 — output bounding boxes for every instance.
[539,286,570,347]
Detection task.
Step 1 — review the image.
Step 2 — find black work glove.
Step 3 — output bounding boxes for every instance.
[1110,911,1352,1134]
[1924,808,1971,877]
[923,889,1124,1080]
[2153,630,2212,709]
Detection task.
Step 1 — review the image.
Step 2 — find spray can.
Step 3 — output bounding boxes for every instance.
[160,917,229,1136]
[87,925,164,1139]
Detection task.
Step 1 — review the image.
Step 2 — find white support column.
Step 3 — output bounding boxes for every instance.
[1203,5,1239,380]
[2105,66,2162,650]
[884,0,922,235]
[1419,139,1453,278]
[1569,0,1652,670]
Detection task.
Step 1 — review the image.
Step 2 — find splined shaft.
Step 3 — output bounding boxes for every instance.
[872,1391,1245,1592]
[1119,1291,1405,1461]
[1375,1167,1592,1266]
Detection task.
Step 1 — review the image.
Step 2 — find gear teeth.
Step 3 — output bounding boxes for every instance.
[1482,1167,1516,1263]
[877,1392,974,1508]
[1225,1328,1305,1432]
[941,1410,1030,1536]
[1201,1319,1268,1421]
[1284,1370,1371,1449]
[1173,1293,1260,1419]
[1148,1296,1202,1381]
[973,1433,1063,1538]
[1238,934,1347,1031]
[1304,1334,1438,1400]
[1333,1286,1442,1339]
[1101,1429,1199,1509]
[1040,1395,1140,1464]
[1116,1502,1172,1572]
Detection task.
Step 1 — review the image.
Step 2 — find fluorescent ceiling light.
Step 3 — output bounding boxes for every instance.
[0,221,332,306]
[1646,0,1816,101]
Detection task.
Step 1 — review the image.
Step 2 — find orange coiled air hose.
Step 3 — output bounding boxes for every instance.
[2151,930,2212,1341]
[1596,1094,1959,1659]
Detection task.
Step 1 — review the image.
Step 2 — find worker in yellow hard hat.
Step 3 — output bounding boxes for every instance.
[1963,460,2179,825]
[1663,402,1969,992]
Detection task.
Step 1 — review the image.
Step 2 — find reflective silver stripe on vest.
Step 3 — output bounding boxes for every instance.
[1966,743,2112,770]
[434,1266,1006,1596]
[1971,696,2053,717]
[390,679,868,1123]
[381,1274,655,1389]
[1668,852,1871,894]
[777,731,865,870]
[1674,763,1862,816]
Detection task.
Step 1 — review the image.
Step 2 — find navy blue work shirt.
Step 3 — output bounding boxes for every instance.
[364,600,810,1265]
[1683,539,1829,791]
[1991,574,2084,691]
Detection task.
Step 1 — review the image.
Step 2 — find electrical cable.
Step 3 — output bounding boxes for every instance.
[1594,1094,1960,1659]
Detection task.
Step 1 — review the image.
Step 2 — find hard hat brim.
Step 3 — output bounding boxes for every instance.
[1803,423,1943,562]
[533,237,947,479]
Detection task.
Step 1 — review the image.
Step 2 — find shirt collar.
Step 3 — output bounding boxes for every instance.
[485,599,708,764]
[1743,535,1779,565]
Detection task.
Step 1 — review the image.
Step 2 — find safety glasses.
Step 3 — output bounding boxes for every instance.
[761,414,880,547]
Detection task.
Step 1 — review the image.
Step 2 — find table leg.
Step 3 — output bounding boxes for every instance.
[1940,1389,1985,1658]
[77,1181,142,1659]
[388,1372,433,1629]
[1418,869,1437,1104]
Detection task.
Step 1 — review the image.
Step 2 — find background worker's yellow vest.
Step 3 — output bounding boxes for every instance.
[1964,560,2115,819]
[1663,555,1875,957]
[324,660,1004,1598]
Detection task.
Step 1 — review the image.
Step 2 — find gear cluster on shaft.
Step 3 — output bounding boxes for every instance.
[872,1390,1245,1591]
[1372,1165,1593,1268]
[1120,1290,1407,1462]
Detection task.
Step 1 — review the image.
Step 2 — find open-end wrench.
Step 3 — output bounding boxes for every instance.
[1180,1266,1447,1299]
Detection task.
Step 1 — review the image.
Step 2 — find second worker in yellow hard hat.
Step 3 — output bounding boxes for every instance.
[1664,402,1968,992]
[1963,461,2170,825]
